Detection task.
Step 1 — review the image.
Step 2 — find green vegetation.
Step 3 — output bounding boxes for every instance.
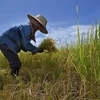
[0,24,100,100]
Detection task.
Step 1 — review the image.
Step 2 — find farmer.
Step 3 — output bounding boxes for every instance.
[0,14,48,77]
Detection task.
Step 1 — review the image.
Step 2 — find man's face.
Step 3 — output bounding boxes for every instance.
[31,24,39,43]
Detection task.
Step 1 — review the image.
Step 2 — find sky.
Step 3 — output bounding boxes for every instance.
[0,0,100,46]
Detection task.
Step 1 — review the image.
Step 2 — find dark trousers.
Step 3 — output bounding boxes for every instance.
[0,44,21,70]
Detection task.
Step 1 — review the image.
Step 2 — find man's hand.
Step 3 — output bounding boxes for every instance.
[38,48,44,53]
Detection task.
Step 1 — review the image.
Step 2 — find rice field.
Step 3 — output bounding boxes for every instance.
[0,24,100,100]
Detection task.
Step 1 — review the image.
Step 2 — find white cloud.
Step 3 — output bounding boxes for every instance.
[34,24,92,47]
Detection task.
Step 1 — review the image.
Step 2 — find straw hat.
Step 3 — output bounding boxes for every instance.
[27,14,48,34]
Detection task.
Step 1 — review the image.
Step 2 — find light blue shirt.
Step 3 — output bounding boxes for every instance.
[0,24,38,54]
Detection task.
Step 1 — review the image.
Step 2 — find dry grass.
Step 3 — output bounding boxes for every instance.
[38,38,57,52]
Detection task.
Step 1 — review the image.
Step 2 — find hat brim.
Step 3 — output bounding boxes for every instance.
[27,14,48,34]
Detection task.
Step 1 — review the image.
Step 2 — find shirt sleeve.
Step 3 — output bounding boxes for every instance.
[19,25,38,53]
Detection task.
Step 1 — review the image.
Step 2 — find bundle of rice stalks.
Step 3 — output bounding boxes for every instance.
[38,38,57,52]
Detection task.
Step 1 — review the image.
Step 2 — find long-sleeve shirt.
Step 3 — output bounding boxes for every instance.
[0,24,38,54]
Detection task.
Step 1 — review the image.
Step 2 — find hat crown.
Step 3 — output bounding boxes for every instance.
[35,14,47,28]
[27,14,48,34]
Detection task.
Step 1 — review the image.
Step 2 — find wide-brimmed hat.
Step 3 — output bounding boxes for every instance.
[27,14,48,34]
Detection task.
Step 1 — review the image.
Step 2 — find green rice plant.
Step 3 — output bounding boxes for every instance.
[76,5,87,79]
[76,4,82,61]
